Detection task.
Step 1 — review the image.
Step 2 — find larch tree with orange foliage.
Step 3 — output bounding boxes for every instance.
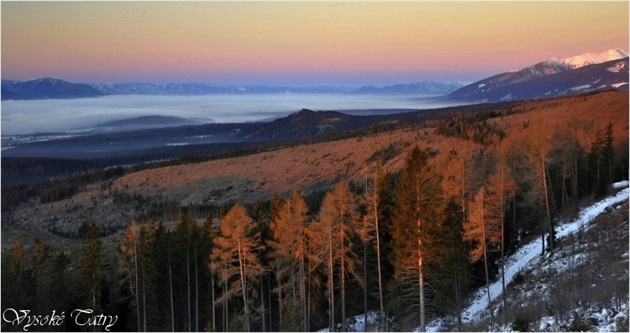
[211,204,264,332]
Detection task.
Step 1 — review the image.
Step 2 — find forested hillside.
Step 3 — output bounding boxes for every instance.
[1,91,628,332]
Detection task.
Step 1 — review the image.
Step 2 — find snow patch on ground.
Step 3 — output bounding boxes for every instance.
[320,182,629,332]
[318,311,389,332]
[426,182,629,331]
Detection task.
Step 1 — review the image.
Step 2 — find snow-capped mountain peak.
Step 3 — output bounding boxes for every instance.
[555,48,628,70]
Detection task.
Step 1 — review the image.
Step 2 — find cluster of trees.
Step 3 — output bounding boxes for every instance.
[434,110,509,146]
[3,114,626,331]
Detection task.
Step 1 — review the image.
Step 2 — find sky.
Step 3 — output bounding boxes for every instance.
[2,1,628,87]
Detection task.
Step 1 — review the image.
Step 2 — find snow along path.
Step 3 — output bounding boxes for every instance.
[429,182,629,329]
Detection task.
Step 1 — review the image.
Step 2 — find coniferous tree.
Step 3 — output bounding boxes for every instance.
[173,214,198,331]
[79,221,106,313]
[212,204,264,332]
[4,241,31,310]
[527,137,556,253]
[485,158,517,315]
[358,164,386,330]
[269,191,310,331]
[589,124,614,198]
[392,146,445,331]
[463,187,497,325]
[317,182,361,332]
[203,213,219,332]
[32,237,52,313]
[118,222,141,331]
[51,247,70,328]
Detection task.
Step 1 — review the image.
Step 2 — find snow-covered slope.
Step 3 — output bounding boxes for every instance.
[552,48,629,70]
[319,182,629,332]
[426,181,630,332]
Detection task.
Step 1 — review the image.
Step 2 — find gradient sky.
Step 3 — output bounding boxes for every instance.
[2,1,628,86]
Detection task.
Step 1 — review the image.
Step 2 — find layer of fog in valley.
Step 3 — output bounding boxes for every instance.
[1,94,460,136]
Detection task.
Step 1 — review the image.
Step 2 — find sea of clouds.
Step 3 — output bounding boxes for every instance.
[1,94,459,135]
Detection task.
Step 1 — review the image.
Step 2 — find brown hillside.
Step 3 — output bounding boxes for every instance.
[9,91,628,238]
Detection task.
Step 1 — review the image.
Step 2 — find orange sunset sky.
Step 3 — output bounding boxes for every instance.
[2,1,628,86]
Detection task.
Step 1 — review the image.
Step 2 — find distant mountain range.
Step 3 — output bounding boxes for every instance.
[444,48,629,103]
[1,78,102,100]
[350,81,463,95]
[0,79,461,100]
[3,49,627,101]
[89,82,354,96]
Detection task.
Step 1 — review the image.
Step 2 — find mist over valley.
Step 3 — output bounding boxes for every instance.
[1,93,461,137]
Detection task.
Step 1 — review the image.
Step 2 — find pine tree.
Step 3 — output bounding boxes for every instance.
[174,214,198,331]
[589,123,614,198]
[79,221,106,313]
[5,241,31,309]
[392,146,445,331]
[32,237,52,313]
[51,248,70,328]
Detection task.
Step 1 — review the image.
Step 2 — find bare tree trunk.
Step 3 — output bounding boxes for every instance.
[375,196,384,332]
[500,167,507,318]
[142,266,147,332]
[133,227,141,332]
[300,248,307,332]
[195,246,199,333]
[480,190,494,327]
[341,223,347,332]
[363,229,368,332]
[329,215,335,332]
[268,273,273,331]
[237,238,250,332]
[277,264,282,331]
[187,248,191,332]
[260,275,266,332]
[418,244,425,332]
[541,150,554,252]
[211,273,216,332]
[572,152,579,211]
[416,185,426,332]
[223,261,229,332]
[169,255,175,332]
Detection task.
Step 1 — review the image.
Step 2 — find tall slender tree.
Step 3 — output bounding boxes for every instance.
[212,204,265,332]
[317,182,361,332]
[484,158,517,313]
[359,164,386,330]
[392,146,445,332]
[118,222,141,331]
[79,221,106,314]
[32,237,52,313]
[527,136,556,253]
[269,191,310,331]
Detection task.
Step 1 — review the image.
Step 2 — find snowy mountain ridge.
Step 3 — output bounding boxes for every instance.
[511,48,629,74]
[549,48,629,71]
[445,48,629,103]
